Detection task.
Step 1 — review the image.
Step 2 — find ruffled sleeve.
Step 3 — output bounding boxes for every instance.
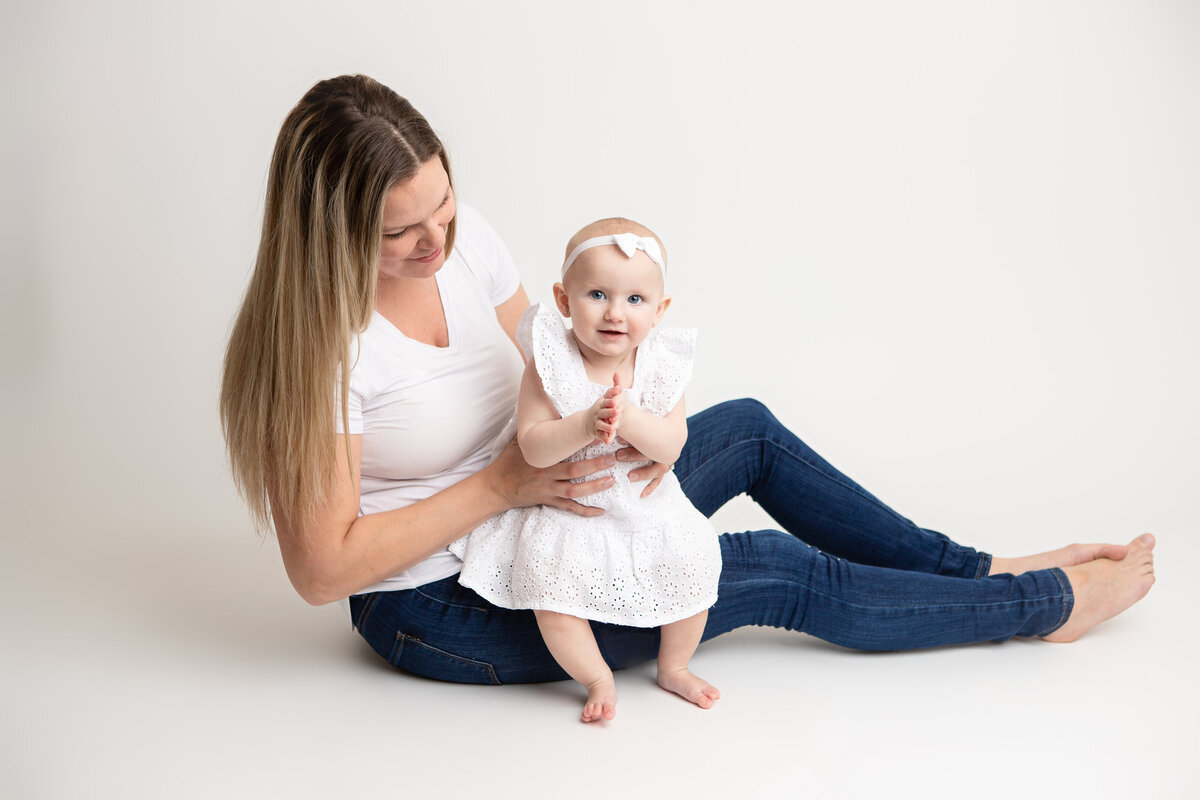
[515,303,537,360]
[637,327,696,417]
[518,302,588,418]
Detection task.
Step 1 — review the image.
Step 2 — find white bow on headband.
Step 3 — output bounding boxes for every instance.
[561,233,667,286]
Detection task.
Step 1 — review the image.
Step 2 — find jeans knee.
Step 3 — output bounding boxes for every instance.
[713,397,778,436]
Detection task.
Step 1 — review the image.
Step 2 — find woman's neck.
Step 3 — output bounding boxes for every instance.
[375,274,449,347]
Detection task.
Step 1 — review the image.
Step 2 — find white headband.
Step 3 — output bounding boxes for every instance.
[561,233,667,286]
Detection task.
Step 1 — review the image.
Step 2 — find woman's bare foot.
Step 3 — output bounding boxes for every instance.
[581,675,617,723]
[988,541,1131,576]
[657,666,721,709]
[1044,533,1156,643]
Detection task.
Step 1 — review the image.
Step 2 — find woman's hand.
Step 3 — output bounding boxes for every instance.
[614,440,673,498]
[488,438,615,516]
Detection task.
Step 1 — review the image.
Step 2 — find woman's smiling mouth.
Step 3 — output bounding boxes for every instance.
[411,248,442,264]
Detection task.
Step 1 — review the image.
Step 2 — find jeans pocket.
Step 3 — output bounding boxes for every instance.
[389,633,502,685]
[350,592,382,633]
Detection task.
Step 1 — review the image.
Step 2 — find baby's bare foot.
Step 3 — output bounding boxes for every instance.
[1044,533,1156,643]
[657,666,720,709]
[581,675,617,723]
[989,541,1131,576]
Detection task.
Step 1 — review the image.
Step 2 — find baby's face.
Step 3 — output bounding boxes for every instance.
[555,245,670,360]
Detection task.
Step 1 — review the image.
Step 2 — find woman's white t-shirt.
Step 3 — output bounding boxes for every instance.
[335,203,524,593]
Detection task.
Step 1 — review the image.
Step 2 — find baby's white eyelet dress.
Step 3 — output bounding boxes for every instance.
[448,303,721,627]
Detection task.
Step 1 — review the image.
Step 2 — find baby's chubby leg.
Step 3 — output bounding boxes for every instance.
[657,610,720,709]
[533,610,617,723]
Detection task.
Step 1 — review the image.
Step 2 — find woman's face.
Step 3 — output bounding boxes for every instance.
[379,157,456,281]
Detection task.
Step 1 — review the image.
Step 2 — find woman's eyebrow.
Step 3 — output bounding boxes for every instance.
[383,183,451,232]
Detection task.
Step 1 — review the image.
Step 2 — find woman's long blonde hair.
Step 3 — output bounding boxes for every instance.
[220,74,456,534]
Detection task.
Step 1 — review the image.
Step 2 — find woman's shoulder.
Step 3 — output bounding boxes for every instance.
[452,201,484,234]
[451,202,519,305]
[452,202,503,258]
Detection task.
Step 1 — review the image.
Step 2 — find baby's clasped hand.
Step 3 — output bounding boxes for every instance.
[591,372,626,445]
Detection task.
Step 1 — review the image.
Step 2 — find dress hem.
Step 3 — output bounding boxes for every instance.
[460,575,718,628]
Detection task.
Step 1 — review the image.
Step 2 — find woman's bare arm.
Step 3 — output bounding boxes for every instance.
[273,434,616,606]
[494,284,530,352]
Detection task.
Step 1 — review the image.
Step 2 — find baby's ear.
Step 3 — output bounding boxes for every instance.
[552,282,571,317]
[653,294,672,325]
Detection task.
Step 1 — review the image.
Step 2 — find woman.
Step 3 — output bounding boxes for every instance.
[220,74,1154,687]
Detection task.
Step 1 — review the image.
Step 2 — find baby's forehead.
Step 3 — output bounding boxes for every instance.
[566,246,664,285]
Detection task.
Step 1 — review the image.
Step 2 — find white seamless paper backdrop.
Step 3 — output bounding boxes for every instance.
[3,2,1197,798]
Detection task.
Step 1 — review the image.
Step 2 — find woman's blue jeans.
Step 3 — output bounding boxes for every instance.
[349,399,1074,684]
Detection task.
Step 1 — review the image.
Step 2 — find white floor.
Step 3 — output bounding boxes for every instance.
[5,495,1196,799]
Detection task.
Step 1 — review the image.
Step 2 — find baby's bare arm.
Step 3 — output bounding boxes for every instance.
[614,394,688,466]
[517,360,598,468]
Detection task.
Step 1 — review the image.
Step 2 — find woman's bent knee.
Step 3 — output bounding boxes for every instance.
[705,398,780,437]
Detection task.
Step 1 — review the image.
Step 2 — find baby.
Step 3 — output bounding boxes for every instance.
[450,218,721,722]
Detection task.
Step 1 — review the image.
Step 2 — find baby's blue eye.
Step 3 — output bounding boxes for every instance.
[589,290,606,301]
[628,295,644,305]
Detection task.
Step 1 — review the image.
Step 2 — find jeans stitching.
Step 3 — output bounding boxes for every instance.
[396,634,502,685]
[388,632,406,664]
[354,592,380,632]
[1039,568,1073,637]
[724,570,1067,615]
[413,585,489,613]
[772,590,1064,614]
